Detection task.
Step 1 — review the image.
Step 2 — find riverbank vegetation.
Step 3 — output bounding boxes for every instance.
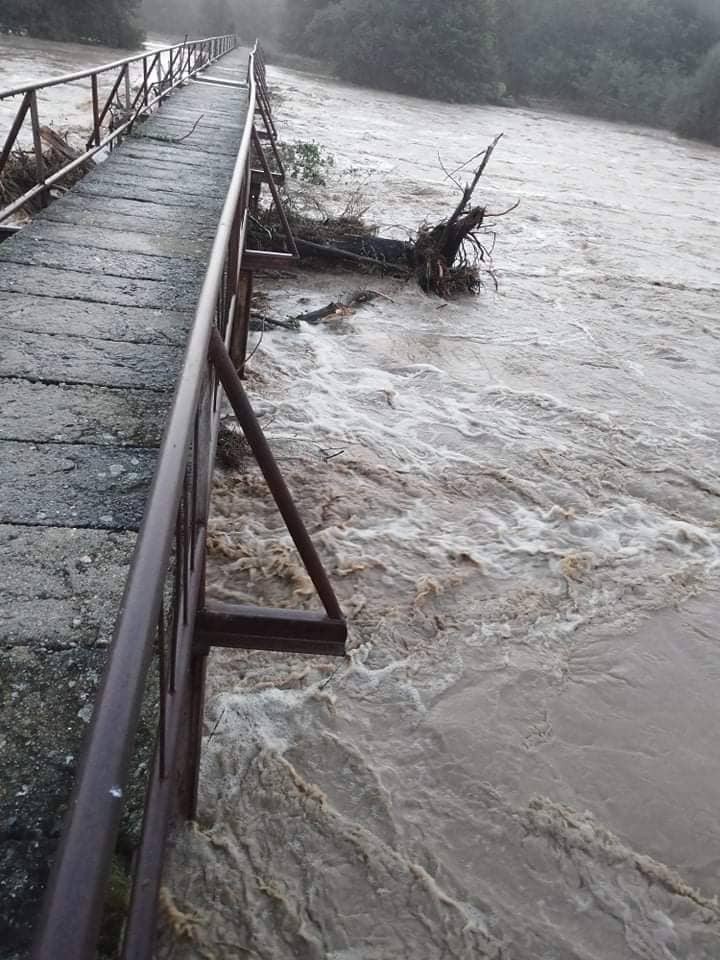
[280,0,720,143]
[0,0,144,47]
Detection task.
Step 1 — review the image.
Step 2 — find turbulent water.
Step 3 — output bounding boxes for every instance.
[153,66,720,959]
[3,37,719,958]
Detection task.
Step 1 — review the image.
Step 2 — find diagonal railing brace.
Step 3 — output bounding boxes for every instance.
[208,326,344,623]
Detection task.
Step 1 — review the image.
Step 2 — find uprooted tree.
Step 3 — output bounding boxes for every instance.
[252,134,516,298]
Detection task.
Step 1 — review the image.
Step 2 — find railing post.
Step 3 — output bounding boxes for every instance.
[124,63,131,111]
[176,650,208,818]
[90,74,101,147]
[230,269,253,376]
[29,91,46,207]
[142,55,149,107]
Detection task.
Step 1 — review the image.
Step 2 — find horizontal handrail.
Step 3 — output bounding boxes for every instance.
[0,35,235,99]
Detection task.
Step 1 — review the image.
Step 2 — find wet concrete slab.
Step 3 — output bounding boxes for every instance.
[0,379,167,447]
[8,219,210,260]
[0,260,199,309]
[0,291,192,344]
[0,440,157,529]
[37,192,220,235]
[0,329,183,388]
[0,238,204,284]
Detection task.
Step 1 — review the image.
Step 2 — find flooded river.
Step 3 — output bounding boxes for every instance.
[3,37,719,959]
[158,65,720,959]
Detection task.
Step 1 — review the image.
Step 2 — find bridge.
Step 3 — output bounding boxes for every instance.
[0,37,347,960]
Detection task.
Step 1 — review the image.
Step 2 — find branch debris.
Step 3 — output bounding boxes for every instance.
[250,134,514,298]
[0,127,94,217]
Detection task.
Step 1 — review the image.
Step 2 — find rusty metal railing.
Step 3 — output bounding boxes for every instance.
[0,33,236,223]
[31,41,343,960]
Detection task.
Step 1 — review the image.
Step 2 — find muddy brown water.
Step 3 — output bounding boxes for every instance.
[2,37,719,959]
[156,66,720,959]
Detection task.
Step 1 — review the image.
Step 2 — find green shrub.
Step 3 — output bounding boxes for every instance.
[278,140,335,185]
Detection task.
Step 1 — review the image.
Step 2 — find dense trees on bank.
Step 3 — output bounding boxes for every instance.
[0,0,283,52]
[295,0,499,102]
[283,0,720,141]
[283,0,500,102]
[493,0,720,128]
[0,0,144,47]
[1,0,718,142]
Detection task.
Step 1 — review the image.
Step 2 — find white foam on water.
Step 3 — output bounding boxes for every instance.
[157,58,720,960]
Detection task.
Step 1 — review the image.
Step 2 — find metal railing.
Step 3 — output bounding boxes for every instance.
[31,41,343,960]
[0,34,236,222]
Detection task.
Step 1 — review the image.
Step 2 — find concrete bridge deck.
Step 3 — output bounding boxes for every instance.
[0,51,249,957]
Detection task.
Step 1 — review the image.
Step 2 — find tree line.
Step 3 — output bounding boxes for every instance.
[0,0,145,48]
[281,0,720,142]
[141,0,285,42]
[0,0,282,51]
[1,0,718,143]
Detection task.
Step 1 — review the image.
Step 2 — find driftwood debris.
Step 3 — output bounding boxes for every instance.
[255,134,514,297]
[0,127,94,216]
[291,289,385,323]
[39,127,92,168]
[249,290,386,332]
[294,237,413,274]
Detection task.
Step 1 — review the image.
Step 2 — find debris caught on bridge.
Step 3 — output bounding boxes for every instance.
[252,134,515,297]
[0,127,93,218]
